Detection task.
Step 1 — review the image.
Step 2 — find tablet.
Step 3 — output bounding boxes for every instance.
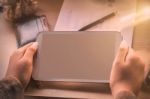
[32,31,122,83]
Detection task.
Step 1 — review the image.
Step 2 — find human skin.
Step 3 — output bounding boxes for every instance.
[5,42,38,88]
[110,41,145,99]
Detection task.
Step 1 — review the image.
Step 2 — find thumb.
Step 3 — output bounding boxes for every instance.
[114,40,129,64]
[23,42,38,60]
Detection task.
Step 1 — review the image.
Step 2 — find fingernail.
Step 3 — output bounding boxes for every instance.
[120,40,129,49]
[31,42,38,49]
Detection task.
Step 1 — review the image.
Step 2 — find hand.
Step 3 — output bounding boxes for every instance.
[110,41,145,97]
[5,42,38,88]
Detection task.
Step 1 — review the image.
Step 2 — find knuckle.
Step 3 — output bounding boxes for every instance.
[127,54,145,69]
[109,81,114,88]
[113,61,126,70]
[113,61,125,69]
[10,50,18,58]
[13,50,19,54]
[129,54,139,62]
[15,49,23,54]
[22,58,32,65]
[115,61,123,66]
[10,52,15,58]
[28,47,36,53]
[137,58,145,68]
[119,47,126,52]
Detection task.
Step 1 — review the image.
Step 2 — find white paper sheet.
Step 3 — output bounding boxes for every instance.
[54,0,136,46]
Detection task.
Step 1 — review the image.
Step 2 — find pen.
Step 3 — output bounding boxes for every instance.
[79,12,116,31]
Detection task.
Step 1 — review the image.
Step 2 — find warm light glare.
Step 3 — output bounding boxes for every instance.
[141,6,150,16]
[135,6,150,25]
[120,6,150,27]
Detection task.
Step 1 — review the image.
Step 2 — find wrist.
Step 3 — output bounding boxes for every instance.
[4,75,23,89]
[114,90,137,99]
[111,83,136,97]
[1,75,24,99]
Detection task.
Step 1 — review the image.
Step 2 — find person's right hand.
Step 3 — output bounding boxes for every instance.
[110,41,145,98]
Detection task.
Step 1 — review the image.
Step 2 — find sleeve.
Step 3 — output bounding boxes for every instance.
[0,76,24,99]
[115,91,137,99]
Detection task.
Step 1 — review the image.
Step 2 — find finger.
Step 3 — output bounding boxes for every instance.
[18,42,34,53]
[126,48,135,62]
[114,40,129,64]
[136,50,150,77]
[12,43,34,59]
[23,42,38,61]
[126,48,143,65]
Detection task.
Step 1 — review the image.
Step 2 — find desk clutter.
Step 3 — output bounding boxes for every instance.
[16,15,50,46]
[54,0,136,46]
[1,0,136,47]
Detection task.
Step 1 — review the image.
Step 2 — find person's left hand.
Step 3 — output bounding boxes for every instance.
[5,42,38,88]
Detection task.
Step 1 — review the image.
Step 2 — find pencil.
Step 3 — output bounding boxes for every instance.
[79,12,116,31]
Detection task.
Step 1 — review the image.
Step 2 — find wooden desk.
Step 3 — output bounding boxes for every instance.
[0,0,150,99]
[25,0,150,99]
[36,0,63,30]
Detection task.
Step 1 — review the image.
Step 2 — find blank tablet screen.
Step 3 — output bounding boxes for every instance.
[32,31,122,83]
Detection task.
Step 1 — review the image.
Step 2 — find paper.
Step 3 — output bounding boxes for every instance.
[54,0,136,46]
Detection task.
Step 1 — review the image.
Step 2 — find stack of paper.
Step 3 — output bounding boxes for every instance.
[54,0,137,46]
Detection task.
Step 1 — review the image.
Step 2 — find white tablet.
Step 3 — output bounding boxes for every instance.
[32,31,122,83]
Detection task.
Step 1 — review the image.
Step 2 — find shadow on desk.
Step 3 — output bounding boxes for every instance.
[24,79,112,98]
[32,81,111,93]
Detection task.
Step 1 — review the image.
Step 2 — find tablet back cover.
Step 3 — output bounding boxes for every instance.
[32,31,122,83]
